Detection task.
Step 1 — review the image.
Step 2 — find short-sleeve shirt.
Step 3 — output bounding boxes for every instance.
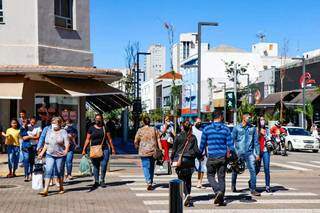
[5,128,20,146]
[45,128,70,157]
[28,124,42,145]
[88,126,110,147]
[134,126,159,156]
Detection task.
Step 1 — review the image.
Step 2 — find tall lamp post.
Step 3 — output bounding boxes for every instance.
[218,82,227,122]
[292,56,306,129]
[133,51,151,133]
[197,22,219,119]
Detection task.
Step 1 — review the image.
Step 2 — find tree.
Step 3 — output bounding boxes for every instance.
[224,61,249,85]
[237,99,256,122]
[295,100,314,125]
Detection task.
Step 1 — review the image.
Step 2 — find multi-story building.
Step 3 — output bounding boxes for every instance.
[0,0,128,142]
[145,44,166,81]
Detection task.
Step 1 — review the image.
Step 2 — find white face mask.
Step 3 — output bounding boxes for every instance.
[52,124,59,130]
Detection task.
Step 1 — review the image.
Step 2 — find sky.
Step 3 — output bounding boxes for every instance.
[90,0,320,69]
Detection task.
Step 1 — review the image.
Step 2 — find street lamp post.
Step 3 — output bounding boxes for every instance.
[292,56,306,129]
[218,82,227,122]
[197,22,218,119]
[134,51,151,133]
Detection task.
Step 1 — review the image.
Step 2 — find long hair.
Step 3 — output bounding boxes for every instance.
[257,116,266,132]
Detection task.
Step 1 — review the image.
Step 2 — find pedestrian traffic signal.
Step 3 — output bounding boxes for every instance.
[226,92,235,109]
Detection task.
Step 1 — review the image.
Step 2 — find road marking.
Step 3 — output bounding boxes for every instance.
[121,178,265,182]
[270,162,312,171]
[290,161,320,169]
[310,161,320,164]
[149,209,320,213]
[126,182,283,187]
[136,192,317,197]
[119,175,252,178]
[144,199,320,205]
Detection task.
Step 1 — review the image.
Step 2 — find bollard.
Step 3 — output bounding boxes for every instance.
[169,179,183,213]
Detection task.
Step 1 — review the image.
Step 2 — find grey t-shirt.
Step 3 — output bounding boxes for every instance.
[45,128,69,157]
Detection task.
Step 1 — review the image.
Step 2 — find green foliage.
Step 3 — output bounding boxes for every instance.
[104,109,122,120]
[224,61,249,84]
[237,99,256,122]
[149,108,164,123]
[294,100,314,123]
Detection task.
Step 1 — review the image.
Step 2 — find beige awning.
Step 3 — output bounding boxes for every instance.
[46,76,123,97]
[0,76,24,99]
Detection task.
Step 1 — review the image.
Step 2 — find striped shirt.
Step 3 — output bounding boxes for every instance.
[200,122,234,158]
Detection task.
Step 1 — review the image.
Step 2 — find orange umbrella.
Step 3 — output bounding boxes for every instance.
[157,71,182,80]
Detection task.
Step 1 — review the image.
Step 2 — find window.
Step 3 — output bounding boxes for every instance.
[0,0,4,23]
[55,0,73,29]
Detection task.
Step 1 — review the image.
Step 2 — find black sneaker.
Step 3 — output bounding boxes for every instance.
[248,180,251,189]
[251,190,261,196]
[89,182,99,191]
[266,187,272,193]
[214,191,224,205]
[100,181,107,188]
[231,186,237,193]
[183,194,191,207]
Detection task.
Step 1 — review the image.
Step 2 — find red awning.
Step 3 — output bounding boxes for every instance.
[157,71,182,80]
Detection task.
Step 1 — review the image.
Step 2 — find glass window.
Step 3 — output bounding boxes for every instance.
[287,128,310,136]
[0,0,4,23]
[55,0,73,29]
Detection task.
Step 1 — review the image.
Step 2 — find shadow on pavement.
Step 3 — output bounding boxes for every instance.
[106,180,134,187]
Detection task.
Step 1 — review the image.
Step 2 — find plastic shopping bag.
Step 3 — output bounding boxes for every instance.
[79,155,92,176]
[32,173,44,190]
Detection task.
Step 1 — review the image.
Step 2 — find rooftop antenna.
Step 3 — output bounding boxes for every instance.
[256,32,266,42]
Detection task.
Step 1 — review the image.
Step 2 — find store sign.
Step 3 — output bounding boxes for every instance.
[299,72,316,88]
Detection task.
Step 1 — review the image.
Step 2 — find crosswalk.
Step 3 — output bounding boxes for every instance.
[119,163,320,213]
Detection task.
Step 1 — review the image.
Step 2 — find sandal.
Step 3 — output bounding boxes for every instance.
[39,191,48,197]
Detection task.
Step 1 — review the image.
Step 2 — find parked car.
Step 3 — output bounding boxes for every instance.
[284,127,319,153]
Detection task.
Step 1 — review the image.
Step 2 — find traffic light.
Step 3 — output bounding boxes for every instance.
[225,92,235,109]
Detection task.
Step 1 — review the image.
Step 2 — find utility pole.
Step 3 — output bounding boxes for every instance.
[233,64,238,125]
[197,22,218,119]
[218,82,227,122]
[292,56,306,128]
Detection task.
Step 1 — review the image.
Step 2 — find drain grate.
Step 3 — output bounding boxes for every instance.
[0,184,18,189]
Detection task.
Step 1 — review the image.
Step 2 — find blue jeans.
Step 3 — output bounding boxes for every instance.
[256,151,270,187]
[141,156,155,184]
[7,145,20,173]
[65,151,74,176]
[45,154,65,179]
[232,153,257,192]
[22,145,36,177]
[91,148,110,184]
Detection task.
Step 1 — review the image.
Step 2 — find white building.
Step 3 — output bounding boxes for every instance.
[179,33,285,116]
[141,79,155,112]
[145,44,166,81]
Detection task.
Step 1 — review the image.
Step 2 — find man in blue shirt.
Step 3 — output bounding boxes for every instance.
[231,112,260,196]
[200,110,235,206]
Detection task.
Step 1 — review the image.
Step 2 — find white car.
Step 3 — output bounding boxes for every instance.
[285,127,319,153]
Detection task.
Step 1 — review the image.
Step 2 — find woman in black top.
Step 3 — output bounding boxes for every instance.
[82,114,116,189]
[171,120,202,207]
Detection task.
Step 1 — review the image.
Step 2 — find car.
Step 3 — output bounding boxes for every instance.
[284,127,319,153]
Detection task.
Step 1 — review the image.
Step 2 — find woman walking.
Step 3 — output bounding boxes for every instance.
[82,114,116,189]
[2,119,20,178]
[134,117,163,190]
[160,116,175,162]
[171,120,201,207]
[38,117,70,196]
[256,116,272,193]
[64,119,78,181]
[20,119,33,181]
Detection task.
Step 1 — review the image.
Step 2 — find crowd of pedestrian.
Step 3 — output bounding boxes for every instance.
[134,110,292,207]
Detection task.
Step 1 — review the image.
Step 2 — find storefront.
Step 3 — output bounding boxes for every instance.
[0,65,130,144]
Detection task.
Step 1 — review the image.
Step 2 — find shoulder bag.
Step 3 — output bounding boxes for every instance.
[153,128,163,161]
[90,126,105,159]
[172,133,191,168]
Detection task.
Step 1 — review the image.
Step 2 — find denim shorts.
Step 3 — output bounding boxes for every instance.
[45,154,65,179]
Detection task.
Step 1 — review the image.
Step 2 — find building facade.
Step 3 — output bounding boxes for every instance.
[145,44,166,81]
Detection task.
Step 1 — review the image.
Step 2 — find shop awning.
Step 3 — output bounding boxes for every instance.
[0,76,24,99]
[255,91,292,108]
[284,89,320,106]
[46,76,123,97]
[86,95,131,112]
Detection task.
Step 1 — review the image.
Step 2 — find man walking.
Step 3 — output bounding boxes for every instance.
[231,112,260,196]
[200,110,235,206]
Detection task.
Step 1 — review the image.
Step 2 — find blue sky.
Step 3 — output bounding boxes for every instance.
[90,0,320,69]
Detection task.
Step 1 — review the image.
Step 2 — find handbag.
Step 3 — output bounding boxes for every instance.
[172,133,191,168]
[153,128,163,161]
[90,126,105,159]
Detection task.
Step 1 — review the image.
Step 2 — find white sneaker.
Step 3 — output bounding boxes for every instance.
[184,194,191,207]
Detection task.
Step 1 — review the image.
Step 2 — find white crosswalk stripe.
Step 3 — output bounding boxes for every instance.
[270,162,312,171]
[135,192,317,197]
[289,161,320,169]
[149,209,320,213]
[310,161,320,165]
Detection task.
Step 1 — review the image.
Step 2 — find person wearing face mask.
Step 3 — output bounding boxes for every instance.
[231,112,260,196]
[64,119,78,181]
[171,120,202,207]
[82,114,116,189]
[255,116,272,193]
[38,117,70,196]
[192,118,207,188]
